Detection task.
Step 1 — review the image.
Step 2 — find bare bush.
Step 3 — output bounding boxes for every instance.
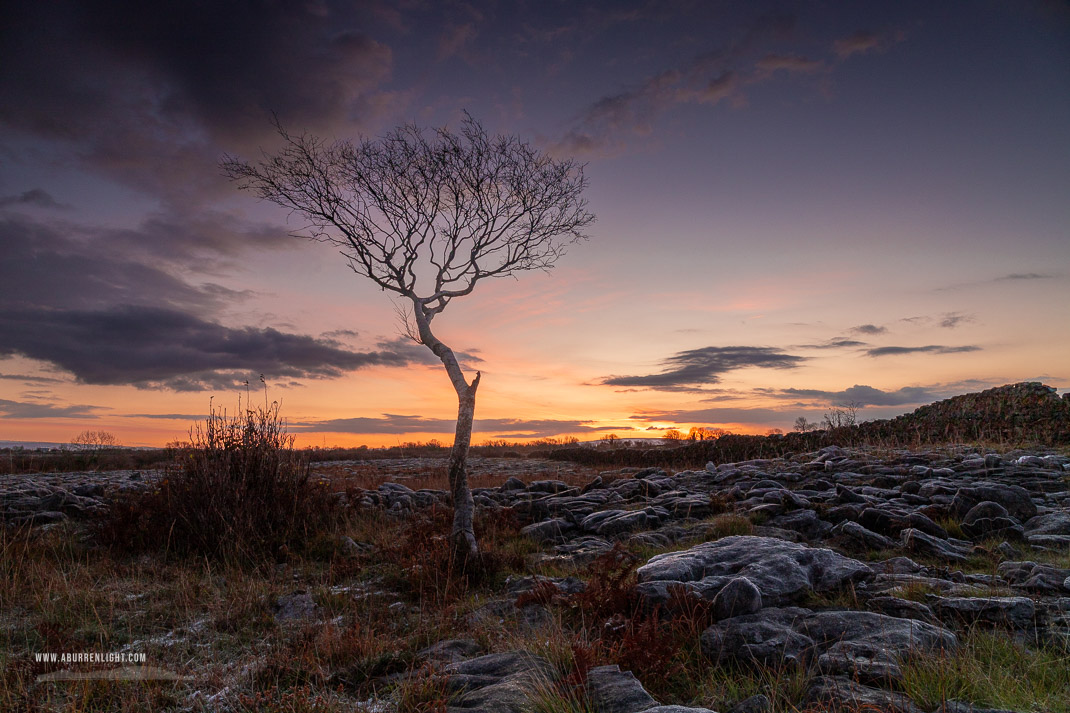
[70,430,119,452]
[96,400,338,561]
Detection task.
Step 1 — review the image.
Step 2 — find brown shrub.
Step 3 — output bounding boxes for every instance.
[568,544,641,622]
[94,400,340,562]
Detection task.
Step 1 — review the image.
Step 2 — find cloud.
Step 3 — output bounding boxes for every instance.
[0,398,101,419]
[850,324,887,335]
[0,373,65,384]
[554,15,901,156]
[798,339,868,350]
[939,312,974,329]
[0,215,249,314]
[0,305,425,391]
[630,406,793,426]
[100,209,293,267]
[833,31,882,58]
[290,414,617,438]
[936,272,1058,291]
[1,2,393,142]
[322,329,361,340]
[600,346,805,389]
[755,54,824,74]
[997,272,1054,281]
[865,345,981,357]
[375,337,484,369]
[0,1,396,204]
[0,188,67,209]
[552,14,797,155]
[832,29,905,60]
[0,215,428,391]
[777,384,941,407]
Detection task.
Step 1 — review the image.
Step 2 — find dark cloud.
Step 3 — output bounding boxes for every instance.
[798,339,868,349]
[0,1,396,205]
[600,346,805,389]
[290,414,615,438]
[101,209,293,266]
[481,419,624,439]
[0,216,238,313]
[0,1,393,143]
[777,384,940,407]
[0,188,67,209]
[850,324,887,335]
[936,272,1058,291]
[0,305,423,391]
[375,337,484,370]
[0,398,101,419]
[322,329,361,340]
[939,312,974,329]
[0,373,65,384]
[865,345,981,357]
[998,272,1054,281]
[0,214,425,391]
[629,406,792,426]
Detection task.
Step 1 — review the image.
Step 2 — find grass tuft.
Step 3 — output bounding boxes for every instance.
[899,628,1070,712]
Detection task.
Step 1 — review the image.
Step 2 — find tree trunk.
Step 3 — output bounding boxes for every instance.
[448,374,479,558]
[410,300,480,558]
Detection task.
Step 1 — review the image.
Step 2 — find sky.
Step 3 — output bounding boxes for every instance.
[1,0,1068,448]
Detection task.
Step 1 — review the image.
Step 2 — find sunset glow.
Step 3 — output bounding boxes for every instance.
[1,1,1067,448]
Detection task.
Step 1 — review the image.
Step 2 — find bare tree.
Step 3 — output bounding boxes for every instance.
[823,401,861,430]
[222,114,594,557]
[688,426,727,441]
[70,430,119,452]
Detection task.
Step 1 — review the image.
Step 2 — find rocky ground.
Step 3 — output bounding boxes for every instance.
[4,445,1070,713]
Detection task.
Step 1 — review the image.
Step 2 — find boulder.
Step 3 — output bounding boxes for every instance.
[446,651,553,713]
[1024,512,1070,537]
[711,577,762,620]
[961,501,1024,540]
[636,536,871,607]
[806,676,927,713]
[832,520,897,550]
[901,528,969,562]
[766,509,832,540]
[700,607,815,666]
[586,665,659,713]
[581,509,656,536]
[521,518,575,543]
[801,610,957,683]
[950,483,1037,521]
[929,596,1036,630]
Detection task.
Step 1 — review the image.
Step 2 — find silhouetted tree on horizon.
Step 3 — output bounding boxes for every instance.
[222,114,594,557]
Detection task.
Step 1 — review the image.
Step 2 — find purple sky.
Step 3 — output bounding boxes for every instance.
[1,1,1068,446]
